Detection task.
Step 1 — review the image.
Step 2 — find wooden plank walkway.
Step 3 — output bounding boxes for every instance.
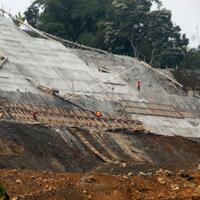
[0,101,145,132]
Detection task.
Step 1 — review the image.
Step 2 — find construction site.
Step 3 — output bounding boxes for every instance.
[0,9,200,200]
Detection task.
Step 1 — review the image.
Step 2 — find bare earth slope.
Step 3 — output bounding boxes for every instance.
[0,121,200,173]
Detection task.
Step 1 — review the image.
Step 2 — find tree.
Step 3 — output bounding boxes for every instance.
[104,0,154,57]
[14,12,25,26]
[145,9,188,67]
[24,0,189,69]
[25,0,111,47]
[104,1,189,68]
[180,48,200,70]
[24,2,40,27]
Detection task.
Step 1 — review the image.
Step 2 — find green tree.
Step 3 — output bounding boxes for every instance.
[24,0,189,69]
[145,9,188,67]
[14,12,25,26]
[105,1,188,68]
[104,0,154,57]
[24,2,40,27]
[181,48,200,70]
[25,0,111,47]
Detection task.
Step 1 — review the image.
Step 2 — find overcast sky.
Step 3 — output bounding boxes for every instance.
[0,0,199,47]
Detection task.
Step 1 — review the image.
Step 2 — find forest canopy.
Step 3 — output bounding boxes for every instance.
[22,0,199,70]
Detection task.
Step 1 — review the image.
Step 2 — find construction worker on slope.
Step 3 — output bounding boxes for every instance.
[95,111,102,118]
[32,111,38,121]
[136,80,141,92]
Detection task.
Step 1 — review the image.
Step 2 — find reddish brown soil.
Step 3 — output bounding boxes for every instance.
[1,169,200,200]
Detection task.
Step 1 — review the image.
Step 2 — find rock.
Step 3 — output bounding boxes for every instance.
[83,190,88,194]
[88,195,92,199]
[45,187,55,192]
[131,182,135,186]
[12,197,18,200]
[37,177,42,181]
[138,172,147,177]
[169,195,178,200]
[80,175,95,184]
[146,172,153,177]
[15,179,23,184]
[122,175,129,180]
[114,160,121,165]
[157,177,166,185]
[31,176,35,180]
[43,178,48,183]
[197,163,200,171]
[38,182,43,186]
[164,170,174,177]
[183,182,197,188]
[193,186,200,195]
[180,173,194,181]
[45,186,54,192]
[18,195,25,199]
[138,187,148,193]
[170,184,180,191]
[156,169,165,175]
[121,162,127,168]
[127,172,133,177]
[157,193,164,199]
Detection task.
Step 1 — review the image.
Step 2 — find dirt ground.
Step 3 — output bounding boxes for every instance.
[1,168,200,200]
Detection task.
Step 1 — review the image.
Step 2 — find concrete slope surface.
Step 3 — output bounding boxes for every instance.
[0,16,199,138]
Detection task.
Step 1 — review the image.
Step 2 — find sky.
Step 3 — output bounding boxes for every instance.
[0,0,199,48]
[161,0,200,48]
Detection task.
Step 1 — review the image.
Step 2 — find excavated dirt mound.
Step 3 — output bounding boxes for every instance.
[1,169,200,200]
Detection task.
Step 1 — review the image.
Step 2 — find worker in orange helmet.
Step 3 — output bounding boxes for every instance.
[96,111,102,118]
[136,80,141,92]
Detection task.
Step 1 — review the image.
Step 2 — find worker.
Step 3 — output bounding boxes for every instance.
[32,111,38,121]
[136,80,141,92]
[95,111,102,117]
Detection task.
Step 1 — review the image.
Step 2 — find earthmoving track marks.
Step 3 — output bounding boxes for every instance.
[70,128,113,163]
[0,101,145,132]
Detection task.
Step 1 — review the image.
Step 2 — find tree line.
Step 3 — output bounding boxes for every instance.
[22,0,199,70]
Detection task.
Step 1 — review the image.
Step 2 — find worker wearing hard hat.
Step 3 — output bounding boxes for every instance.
[95,111,102,117]
[136,80,141,92]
